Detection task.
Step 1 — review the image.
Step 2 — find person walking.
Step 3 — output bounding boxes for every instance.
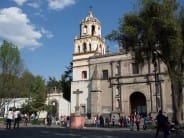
[105,116,110,127]
[6,108,14,129]
[130,113,134,131]
[24,113,28,126]
[47,113,52,126]
[135,112,141,131]
[143,114,148,130]
[13,108,21,129]
[155,110,169,138]
[112,115,115,127]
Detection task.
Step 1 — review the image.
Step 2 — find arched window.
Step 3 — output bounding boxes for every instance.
[84,25,87,34]
[78,46,80,53]
[102,48,104,55]
[99,44,102,53]
[132,63,139,74]
[92,25,95,36]
[82,71,87,79]
[89,43,91,51]
[83,43,87,52]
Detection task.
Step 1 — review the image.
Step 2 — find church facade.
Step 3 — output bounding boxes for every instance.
[71,11,184,121]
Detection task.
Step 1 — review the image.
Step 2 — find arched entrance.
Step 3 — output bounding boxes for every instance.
[49,100,59,117]
[130,92,147,114]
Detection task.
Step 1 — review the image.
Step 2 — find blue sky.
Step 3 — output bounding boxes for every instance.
[0,0,136,80]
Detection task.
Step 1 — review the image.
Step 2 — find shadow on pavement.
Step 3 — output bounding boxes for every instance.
[0,126,183,138]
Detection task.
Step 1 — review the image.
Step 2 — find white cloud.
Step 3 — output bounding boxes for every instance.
[40,27,54,39]
[0,7,42,49]
[48,0,76,10]
[13,0,27,6]
[27,2,40,8]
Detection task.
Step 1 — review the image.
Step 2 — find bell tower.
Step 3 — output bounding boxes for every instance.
[73,11,106,62]
[71,11,106,115]
[80,11,101,37]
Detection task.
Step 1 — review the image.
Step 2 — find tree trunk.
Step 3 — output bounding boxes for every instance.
[171,80,183,125]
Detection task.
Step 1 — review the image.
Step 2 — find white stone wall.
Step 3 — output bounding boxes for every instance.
[74,37,105,56]
[71,81,90,114]
[73,65,89,81]
[46,93,70,117]
[2,98,28,114]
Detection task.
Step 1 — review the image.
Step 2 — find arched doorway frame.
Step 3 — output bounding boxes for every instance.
[129,92,147,115]
[48,99,59,117]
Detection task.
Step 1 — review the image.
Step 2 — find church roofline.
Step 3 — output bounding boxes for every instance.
[81,11,101,24]
[74,35,105,43]
[88,51,130,59]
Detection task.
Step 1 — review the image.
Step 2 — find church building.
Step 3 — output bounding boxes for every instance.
[71,11,184,121]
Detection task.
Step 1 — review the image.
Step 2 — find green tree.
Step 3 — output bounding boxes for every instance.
[28,76,47,114]
[0,40,24,108]
[47,76,60,92]
[21,75,47,115]
[106,0,184,125]
[60,62,72,101]
[47,62,72,101]
[19,70,35,97]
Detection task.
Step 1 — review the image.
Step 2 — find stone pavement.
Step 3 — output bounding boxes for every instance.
[0,122,183,138]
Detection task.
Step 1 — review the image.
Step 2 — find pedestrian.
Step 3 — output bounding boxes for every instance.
[47,113,52,126]
[155,110,169,138]
[135,112,141,131]
[24,113,28,126]
[55,116,60,125]
[130,113,134,131]
[123,116,128,128]
[105,116,110,127]
[143,114,148,130]
[66,116,70,127]
[99,115,104,127]
[94,116,97,127]
[31,113,35,120]
[59,116,63,127]
[13,108,21,129]
[119,117,123,127]
[112,115,115,126]
[163,117,170,136]
[6,108,14,129]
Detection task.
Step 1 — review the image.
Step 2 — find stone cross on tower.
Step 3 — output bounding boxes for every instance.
[73,89,83,115]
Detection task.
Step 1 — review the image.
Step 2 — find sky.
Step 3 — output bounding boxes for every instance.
[0,0,136,81]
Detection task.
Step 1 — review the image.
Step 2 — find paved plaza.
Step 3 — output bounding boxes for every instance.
[0,124,183,138]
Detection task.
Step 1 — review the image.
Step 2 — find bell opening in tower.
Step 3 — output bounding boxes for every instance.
[92,25,95,36]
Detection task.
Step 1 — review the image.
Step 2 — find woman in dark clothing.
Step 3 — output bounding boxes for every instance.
[155,110,169,138]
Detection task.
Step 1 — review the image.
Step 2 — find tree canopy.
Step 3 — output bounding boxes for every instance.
[0,40,47,115]
[46,62,72,101]
[0,40,24,98]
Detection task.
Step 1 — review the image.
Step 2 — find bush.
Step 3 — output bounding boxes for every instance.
[30,119,42,125]
[0,118,6,125]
